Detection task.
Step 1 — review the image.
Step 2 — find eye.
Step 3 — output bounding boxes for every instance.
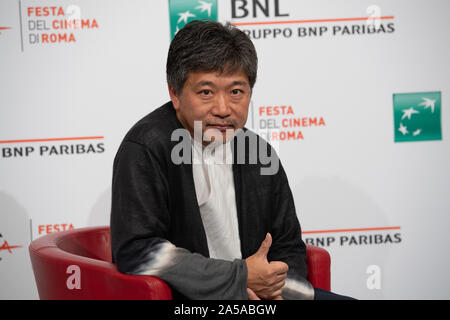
[199,89,212,96]
[231,89,243,95]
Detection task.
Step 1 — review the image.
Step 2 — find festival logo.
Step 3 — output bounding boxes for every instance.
[0,26,11,36]
[0,233,23,262]
[168,0,218,40]
[37,223,74,236]
[393,91,442,143]
[22,4,99,47]
[251,102,326,143]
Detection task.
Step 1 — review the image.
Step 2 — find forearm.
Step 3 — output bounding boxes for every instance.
[121,238,249,300]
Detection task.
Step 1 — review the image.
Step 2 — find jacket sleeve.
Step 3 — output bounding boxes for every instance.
[268,160,315,300]
[110,140,248,300]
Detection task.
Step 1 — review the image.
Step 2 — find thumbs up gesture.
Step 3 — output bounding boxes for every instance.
[245,233,288,300]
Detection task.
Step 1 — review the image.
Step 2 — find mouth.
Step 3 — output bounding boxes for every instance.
[206,123,235,132]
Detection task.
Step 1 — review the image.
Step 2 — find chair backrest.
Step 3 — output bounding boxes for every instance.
[56,226,112,262]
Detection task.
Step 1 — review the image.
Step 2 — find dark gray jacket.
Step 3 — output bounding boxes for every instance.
[110,101,311,300]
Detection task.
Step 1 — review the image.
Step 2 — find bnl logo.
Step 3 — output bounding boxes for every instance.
[231,0,289,18]
[168,0,289,39]
[393,91,442,143]
[168,0,218,40]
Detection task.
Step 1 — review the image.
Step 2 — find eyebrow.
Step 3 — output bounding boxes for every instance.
[194,80,249,89]
[229,81,249,87]
[195,80,216,88]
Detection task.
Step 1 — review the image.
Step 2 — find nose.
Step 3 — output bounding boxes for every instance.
[211,94,231,118]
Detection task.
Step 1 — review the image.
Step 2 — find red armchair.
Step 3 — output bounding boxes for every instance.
[29,226,330,300]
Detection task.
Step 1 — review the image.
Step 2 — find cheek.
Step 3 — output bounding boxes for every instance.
[180,98,209,121]
[191,96,213,115]
[235,102,250,124]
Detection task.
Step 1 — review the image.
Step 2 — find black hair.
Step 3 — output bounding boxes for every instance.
[166,20,258,94]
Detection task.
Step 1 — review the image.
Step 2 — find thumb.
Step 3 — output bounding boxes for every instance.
[255,233,272,259]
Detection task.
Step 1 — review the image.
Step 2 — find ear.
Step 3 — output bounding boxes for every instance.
[168,85,180,111]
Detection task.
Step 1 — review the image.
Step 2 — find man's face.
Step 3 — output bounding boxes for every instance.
[169,69,251,144]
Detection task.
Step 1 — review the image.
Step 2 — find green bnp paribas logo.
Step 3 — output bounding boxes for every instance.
[393,91,442,143]
[168,0,218,40]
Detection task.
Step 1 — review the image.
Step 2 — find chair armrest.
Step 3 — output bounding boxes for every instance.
[306,244,331,291]
[29,245,172,300]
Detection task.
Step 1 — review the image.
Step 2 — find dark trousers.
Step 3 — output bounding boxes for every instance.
[314,288,356,300]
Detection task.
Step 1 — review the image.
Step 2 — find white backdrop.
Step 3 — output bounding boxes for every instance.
[1,0,449,299]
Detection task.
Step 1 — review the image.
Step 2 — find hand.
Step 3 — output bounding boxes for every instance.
[247,288,260,300]
[247,288,283,300]
[245,233,288,300]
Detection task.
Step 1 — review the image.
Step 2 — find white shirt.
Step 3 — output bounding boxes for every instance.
[192,139,242,261]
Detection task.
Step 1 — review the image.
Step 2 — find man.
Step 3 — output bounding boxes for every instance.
[110,20,350,300]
